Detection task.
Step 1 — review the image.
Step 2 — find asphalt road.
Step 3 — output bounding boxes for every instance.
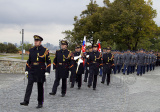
[0,67,160,112]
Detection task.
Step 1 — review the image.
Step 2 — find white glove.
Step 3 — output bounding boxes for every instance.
[45,72,50,77]
[25,71,28,75]
[25,71,28,78]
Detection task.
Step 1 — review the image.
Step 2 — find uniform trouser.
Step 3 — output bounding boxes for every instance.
[71,74,82,88]
[24,80,44,104]
[70,72,73,83]
[147,65,149,72]
[52,78,67,94]
[150,64,153,71]
[84,67,89,82]
[88,74,97,89]
[142,66,145,74]
[153,64,155,70]
[102,73,110,85]
[117,65,122,73]
[100,68,103,76]
[88,68,98,88]
[130,66,135,73]
[137,65,143,75]
[113,65,117,74]
[123,65,130,74]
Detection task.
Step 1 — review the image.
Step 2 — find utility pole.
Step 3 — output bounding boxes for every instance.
[59,39,61,49]
[21,29,24,60]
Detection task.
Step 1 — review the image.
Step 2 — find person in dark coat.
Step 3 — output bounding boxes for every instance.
[84,45,92,82]
[20,35,51,108]
[49,40,72,97]
[87,44,102,90]
[70,45,84,89]
[101,47,114,85]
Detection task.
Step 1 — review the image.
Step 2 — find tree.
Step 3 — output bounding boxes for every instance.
[102,0,158,50]
[18,43,33,51]
[63,0,159,50]
[63,1,104,46]
[0,43,7,53]
[6,43,19,53]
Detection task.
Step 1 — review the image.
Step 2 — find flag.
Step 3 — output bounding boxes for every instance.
[81,36,86,66]
[97,39,101,52]
[82,36,86,53]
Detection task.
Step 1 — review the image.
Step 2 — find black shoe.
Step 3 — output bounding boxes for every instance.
[61,94,65,97]
[70,85,74,88]
[88,85,91,88]
[123,73,125,75]
[20,101,29,106]
[101,81,104,84]
[107,84,109,86]
[78,87,81,90]
[137,74,139,76]
[49,92,56,95]
[84,80,87,82]
[36,104,43,108]
[93,88,96,90]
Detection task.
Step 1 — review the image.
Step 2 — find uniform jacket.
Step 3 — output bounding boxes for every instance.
[25,45,51,82]
[102,52,114,74]
[53,49,71,79]
[71,51,84,75]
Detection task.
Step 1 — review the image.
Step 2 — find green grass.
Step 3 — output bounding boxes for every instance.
[9,55,29,60]
[0,55,5,57]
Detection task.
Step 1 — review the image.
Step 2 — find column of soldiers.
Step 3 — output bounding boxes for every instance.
[20,37,158,108]
[112,49,157,76]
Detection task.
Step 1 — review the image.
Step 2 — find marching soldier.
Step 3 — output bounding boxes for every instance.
[137,49,145,76]
[49,40,71,97]
[20,35,51,108]
[84,45,92,82]
[113,51,118,74]
[149,51,154,71]
[116,51,123,74]
[70,45,84,89]
[123,50,132,75]
[146,51,150,72]
[101,47,114,85]
[152,53,157,70]
[130,51,136,74]
[87,44,102,90]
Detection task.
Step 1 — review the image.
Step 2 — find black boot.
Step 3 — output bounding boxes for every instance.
[49,92,56,95]
[20,101,29,106]
[101,81,104,84]
[70,85,74,88]
[36,104,43,108]
[61,94,65,97]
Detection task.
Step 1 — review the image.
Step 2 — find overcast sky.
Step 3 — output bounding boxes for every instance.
[0,0,159,46]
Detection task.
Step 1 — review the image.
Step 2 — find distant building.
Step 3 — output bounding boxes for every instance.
[3,42,7,45]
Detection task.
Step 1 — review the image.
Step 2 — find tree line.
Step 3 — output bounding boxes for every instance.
[63,0,160,51]
[0,43,33,53]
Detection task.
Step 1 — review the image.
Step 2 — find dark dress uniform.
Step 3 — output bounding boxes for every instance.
[101,47,114,85]
[88,47,101,89]
[70,51,84,89]
[21,35,51,108]
[50,41,71,96]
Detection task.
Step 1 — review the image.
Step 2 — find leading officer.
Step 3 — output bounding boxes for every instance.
[20,35,51,108]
